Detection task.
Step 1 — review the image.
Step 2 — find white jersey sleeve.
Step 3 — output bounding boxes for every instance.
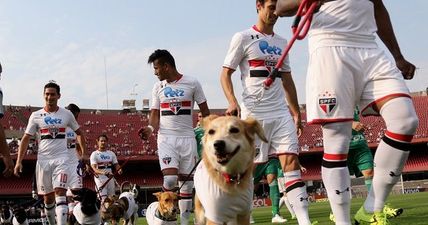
[25,112,39,136]
[193,79,207,105]
[111,151,118,165]
[89,151,97,165]
[151,82,161,110]
[66,110,80,132]
[223,32,245,70]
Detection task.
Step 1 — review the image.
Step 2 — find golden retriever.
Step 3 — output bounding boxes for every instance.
[145,191,178,225]
[194,115,267,225]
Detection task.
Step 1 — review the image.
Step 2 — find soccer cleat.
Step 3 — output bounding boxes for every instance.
[272,214,288,223]
[354,206,376,225]
[291,215,296,220]
[329,212,335,222]
[311,221,319,225]
[383,204,403,219]
[354,206,390,225]
[249,214,255,224]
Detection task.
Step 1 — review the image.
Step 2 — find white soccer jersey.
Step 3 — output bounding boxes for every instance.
[309,0,378,50]
[151,75,207,136]
[66,127,79,163]
[25,107,80,160]
[223,25,292,120]
[90,150,118,177]
[119,192,137,220]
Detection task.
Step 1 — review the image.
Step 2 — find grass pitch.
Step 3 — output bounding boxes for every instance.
[137,192,428,224]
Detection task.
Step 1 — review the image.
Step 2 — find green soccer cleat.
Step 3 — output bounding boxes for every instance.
[354,206,390,225]
[329,212,335,222]
[383,204,403,219]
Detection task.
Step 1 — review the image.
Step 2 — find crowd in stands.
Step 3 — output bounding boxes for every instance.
[2,95,427,156]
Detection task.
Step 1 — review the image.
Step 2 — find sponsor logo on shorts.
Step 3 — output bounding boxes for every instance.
[318,91,337,115]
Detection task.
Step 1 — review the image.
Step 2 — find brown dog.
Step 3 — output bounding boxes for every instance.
[145,191,178,225]
[104,191,138,225]
[194,115,267,225]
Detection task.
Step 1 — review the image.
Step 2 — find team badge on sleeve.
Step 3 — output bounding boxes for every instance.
[318,91,337,115]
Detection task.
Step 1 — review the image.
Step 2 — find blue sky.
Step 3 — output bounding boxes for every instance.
[0,1,426,110]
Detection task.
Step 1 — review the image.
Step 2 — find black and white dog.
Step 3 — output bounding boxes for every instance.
[71,188,101,225]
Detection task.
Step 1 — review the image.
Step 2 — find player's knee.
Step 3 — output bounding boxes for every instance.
[381,97,419,136]
[322,122,352,154]
[281,154,300,172]
[163,175,178,191]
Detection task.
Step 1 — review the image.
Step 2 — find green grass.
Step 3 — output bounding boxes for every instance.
[136,192,428,225]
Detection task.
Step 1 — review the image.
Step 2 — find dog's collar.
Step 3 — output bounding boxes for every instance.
[218,170,247,184]
[155,209,177,222]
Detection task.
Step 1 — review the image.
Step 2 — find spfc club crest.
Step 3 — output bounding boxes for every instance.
[162,156,172,165]
[318,91,337,115]
[169,100,182,115]
[49,127,60,138]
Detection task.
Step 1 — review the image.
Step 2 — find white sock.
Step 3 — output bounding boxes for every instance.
[44,203,56,225]
[179,199,192,225]
[40,207,48,225]
[55,196,68,225]
[284,196,295,217]
[284,170,311,225]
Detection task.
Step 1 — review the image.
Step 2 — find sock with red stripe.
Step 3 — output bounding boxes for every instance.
[322,122,352,225]
[364,97,418,213]
[284,170,311,225]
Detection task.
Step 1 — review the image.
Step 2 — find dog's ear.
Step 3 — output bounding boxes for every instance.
[153,192,162,200]
[200,114,219,129]
[244,117,267,142]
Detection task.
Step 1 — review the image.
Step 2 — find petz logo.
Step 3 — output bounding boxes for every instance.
[100,155,111,160]
[259,40,282,55]
[44,116,62,125]
[164,87,184,98]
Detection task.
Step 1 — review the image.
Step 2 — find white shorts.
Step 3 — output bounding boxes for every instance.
[94,176,115,197]
[68,161,83,190]
[36,158,69,195]
[157,135,198,175]
[306,46,410,124]
[277,177,286,193]
[253,117,299,163]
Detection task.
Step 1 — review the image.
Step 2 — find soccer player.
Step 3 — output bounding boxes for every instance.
[90,134,122,204]
[220,1,313,224]
[139,49,210,225]
[14,82,87,225]
[0,62,14,178]
[276,1,419,224]
[65,103,83,224]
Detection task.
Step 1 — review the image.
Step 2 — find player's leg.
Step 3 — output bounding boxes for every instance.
[53,160,71,225]
[275,117,312,225]
[364,97,418,212]
[266,159,287,223]
[178,136,198,225]
[37,160,56,225]
[67,161,82,225]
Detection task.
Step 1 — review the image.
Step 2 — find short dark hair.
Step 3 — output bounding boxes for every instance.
[147,49,176,69]
[66,103,80,114]
[97,134,108,141]
[44,82,60,95]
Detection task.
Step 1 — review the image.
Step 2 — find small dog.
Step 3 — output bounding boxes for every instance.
[104,188,139,225]
[145,191,178,225]
[0,204,13,225]
[11,205,28,225]
[194,115,267,225]
[71,188,101,225]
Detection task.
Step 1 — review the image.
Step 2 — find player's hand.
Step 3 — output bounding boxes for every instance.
[225,103,240,117]
[2,157,14,177]
[117,169,123,175]
[300,166,307,174]
[13,163,23,177]
[31,190,38,200]
[138,126,153,140]
[352,121,365,132]
[396,57,417,80]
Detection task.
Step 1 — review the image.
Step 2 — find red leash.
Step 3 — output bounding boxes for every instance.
[263,0,319,89]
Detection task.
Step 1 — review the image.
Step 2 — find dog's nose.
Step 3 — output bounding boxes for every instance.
[213,140,226,153]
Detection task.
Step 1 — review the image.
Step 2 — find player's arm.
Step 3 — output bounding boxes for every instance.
[139,109,160,140]
[371,0,416,79]
[0,125,14,177]
[114,162,122,175]
[90,163,106,176]
[14,133,31,177]
[281,72,302,136]
[197,102,210,118]
[220,67,240,116]
[74,128,87,161]
[275,0,302,17]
